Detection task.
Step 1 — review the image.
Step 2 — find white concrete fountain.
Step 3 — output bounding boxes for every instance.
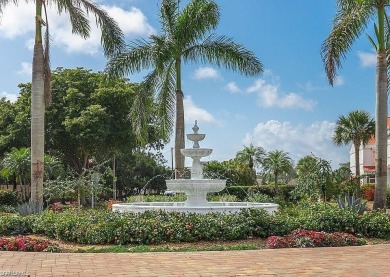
[112,121,278,214]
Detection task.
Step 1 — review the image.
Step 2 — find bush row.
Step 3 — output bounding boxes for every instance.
[224,184,296,201]
[0,201,389,245]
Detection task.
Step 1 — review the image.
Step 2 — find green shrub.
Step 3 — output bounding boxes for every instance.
[0,213,34,235]
[207,194,238,202]
[32,209,256,245]
[387,187,390,205]
[0,205,17,213]
[126,194,186,203]
[223,186,250,200]
[0,190,19,206]
[359,211,390,238]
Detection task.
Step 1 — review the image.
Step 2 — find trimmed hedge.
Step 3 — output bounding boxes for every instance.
[0,202,388,245]
[224,184,296,201]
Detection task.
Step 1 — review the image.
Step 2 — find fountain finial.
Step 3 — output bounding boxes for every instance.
[192,120,199,134]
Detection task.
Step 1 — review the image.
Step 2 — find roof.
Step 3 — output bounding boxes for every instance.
[366,117,390,145]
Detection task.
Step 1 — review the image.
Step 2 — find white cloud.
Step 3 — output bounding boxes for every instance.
[0,3,35,38]
[301,81,321,92]
[334,76,344,86]
[193,67,220,80]
[0,3,154,55]
[242,120,348,168]
[0,91,18,103]
[357,51,376,68]
[103,6,155,36]
[17,62,32,77]
[247,79,316,111]
[184,96,216,124]
[226,82,242,93]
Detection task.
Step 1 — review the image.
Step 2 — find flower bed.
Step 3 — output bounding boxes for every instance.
[266,229,366,249]
[0,236,60,252]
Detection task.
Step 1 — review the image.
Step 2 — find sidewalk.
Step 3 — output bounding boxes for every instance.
[0,244,388,276]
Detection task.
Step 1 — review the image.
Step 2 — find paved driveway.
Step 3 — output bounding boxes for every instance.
[0,244,388,276]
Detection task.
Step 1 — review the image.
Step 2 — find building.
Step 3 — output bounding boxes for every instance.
[349,117,390,184]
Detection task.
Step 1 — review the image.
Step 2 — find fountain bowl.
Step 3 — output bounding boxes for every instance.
[180,148,212,158]
[186,133,205,142]
[112,202,279,214]
[166,179,225,193]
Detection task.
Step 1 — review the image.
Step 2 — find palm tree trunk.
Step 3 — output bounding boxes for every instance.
[373,50,388,209]
[373,5,388,210]
[354,143,360,177]
[174,57,185,179]
[354,142,362,197]
[30,0,45,213]
[274,173,278,191]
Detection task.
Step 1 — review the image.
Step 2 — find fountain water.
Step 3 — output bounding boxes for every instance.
[112,121,278,214]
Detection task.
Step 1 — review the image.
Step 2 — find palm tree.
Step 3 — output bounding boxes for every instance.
[262,150,292,189]
[1,147,30,187]
[295,154,318,176]
[322,1,388,209]
[235,144,266,172]
[0,0,125,212]
[333,110,375,181]
[105,0,263,178]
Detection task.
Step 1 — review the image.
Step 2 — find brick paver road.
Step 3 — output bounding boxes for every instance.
[0,244,388,276]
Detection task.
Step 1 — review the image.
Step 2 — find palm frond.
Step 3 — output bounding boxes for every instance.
[154,64,176,139]
[105,39,158,78]
[160,0,179,39]
[176,0,219,48]
[184,34,263,76]
[129,83,153,145]
[0,0,18,13]
[321,2,374,85]
[76,0,125,56]
[54,0,90,39]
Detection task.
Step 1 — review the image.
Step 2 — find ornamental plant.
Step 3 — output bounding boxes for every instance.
[0,236,60,252]
[265,229,366,249]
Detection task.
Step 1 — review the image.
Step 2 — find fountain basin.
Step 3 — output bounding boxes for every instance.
[112,202,279,214]
[180,148,212,158]
[166,179,226,206]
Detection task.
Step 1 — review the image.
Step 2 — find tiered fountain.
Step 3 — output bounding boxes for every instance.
[112,121,278,214]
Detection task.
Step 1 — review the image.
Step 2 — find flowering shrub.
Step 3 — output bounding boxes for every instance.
[0,236,60,252]
[265,229,366,249]
[364,189,375,201]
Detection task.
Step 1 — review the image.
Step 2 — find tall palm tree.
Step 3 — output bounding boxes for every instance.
[0,0,125,212]
[333,110,375,181]
[105,0,263,178]
[235,143,266,172]
[262,150,292,189]
[322,0,388,209]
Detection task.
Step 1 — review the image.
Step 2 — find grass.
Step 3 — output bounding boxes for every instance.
[75,243,259,253]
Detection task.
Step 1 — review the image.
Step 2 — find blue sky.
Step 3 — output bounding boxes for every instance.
[0,1,379,169]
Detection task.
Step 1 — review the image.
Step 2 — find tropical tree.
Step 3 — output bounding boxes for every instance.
[262,150,293,189]
[295,154,318,176]
[333,110,375,180]
[1,147,30,190]
[105,0,263,178]
[235,143,266,172]
[322,0,388,209]
[0,0,125,212]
